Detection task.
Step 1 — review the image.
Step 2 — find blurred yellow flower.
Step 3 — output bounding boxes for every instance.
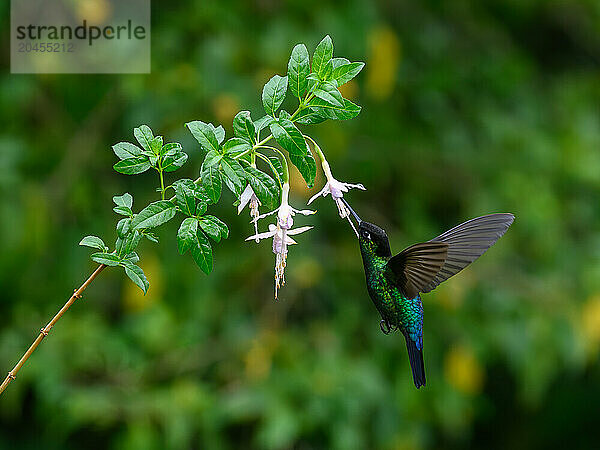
[123,253,162,312]
[212,93,240,127]
[581,294,600,355]
[367,26,401,101]
[444,344,485,395]
[76,0,112,26]
[244,329,278,381]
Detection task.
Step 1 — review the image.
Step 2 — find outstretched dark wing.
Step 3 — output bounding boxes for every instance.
[421,213,514,293]
[385,242,449,299]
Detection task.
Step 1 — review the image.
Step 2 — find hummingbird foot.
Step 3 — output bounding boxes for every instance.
[379,319,396,335]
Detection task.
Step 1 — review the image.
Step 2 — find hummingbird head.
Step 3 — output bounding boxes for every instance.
[342,198,392,257]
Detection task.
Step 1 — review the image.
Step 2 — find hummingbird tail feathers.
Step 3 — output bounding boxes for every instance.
[404,334,426,389]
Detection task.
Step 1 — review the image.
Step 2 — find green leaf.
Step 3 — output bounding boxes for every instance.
[134,125,154,152]
[313,81,344,107]
[186,120,220,153]
[161,142,182,156]
[269,118,309,156]
[332,61,365,86]
[113,156,151,175]
[116,218,131,238]
[331,57,350,69]
[113,193,133,208]
[312,35,333,79]
[309,97,362,120]
[175,182,197,216]
[143,232,159,243]
[123,252,139,263]
[288,44,310,98]
[233,111,256,144]
[79,236,108,251]
[162,151,188,172]
[213,124,226,144]
[112,142,143,160]
[91,252,121,266]
[203,150,223,168]
[122,261,149,294]
[199,215,229,243]
[223,138,251,157]
[268,156,285,185]
[131,200,177,230]
[200,157,222,204]
[262,75,288,116]
[113,206,133,216]
[149,136,163,155]
[289,149,317,187]
[177,217,198,255]
[173,179,210,203]
[245,165,280,209]
[254,115,273,133]
[220,157,246,195]
[115,230,141,255]
[295,107,327,125]
[191,230,213,274]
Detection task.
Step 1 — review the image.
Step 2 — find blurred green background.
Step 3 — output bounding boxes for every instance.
[2,0,600,448]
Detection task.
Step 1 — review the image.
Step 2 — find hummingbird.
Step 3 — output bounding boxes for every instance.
[342,199,514,389]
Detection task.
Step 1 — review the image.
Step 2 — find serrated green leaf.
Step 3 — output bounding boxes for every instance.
[191,229,213,274]
[162,151,188,172]
[289,149,317,187]
[223,138,251,157]
[134,125,154,152]
[233,111,256,144]
[113,193,133,208]
[313,81,344,107]
[245,165,280,209]
[309,97,362,120]
[203,150,223,168]
[312,35,333,79]
[332,61,365,86]
[113,206,133,216]
[177,217,198,255]
[186,120,220,153]
[113,156,151,175]
[269,118,309,156]
[122,261,149,294]
[79,236,108,251]
[115,230,141,255]
[173,179,210,204]
[262,75,288,116]
[91,252,121,266]
[288,44,310,98]
[112,142,143,160]
[131,200,176,230]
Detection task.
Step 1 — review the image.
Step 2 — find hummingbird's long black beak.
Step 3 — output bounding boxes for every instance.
[341,198,362,225]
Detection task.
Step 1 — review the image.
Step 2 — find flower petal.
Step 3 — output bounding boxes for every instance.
[286,225,313,235]
[245,229,276,241]
[307,184,330,205]
[237,184,255,214]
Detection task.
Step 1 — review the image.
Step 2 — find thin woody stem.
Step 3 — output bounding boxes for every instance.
[0,264,107,396]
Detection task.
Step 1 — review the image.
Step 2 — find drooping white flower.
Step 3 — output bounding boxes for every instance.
[246,183,314,299]
[308,160,365,235]
[238,184,262,242]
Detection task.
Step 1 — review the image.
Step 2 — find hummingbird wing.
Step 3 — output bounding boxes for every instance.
[421,213,515,293]
[384,242,449,299]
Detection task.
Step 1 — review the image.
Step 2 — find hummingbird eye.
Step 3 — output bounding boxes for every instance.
[362,230,371,239]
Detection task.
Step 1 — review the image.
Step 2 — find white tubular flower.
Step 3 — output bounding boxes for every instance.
[238,184,262,242]
[307,160,365,235]
[246,183,314,299]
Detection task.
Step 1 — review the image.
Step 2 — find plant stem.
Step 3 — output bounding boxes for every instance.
[0,264,107,396]
[159,169,166,200]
